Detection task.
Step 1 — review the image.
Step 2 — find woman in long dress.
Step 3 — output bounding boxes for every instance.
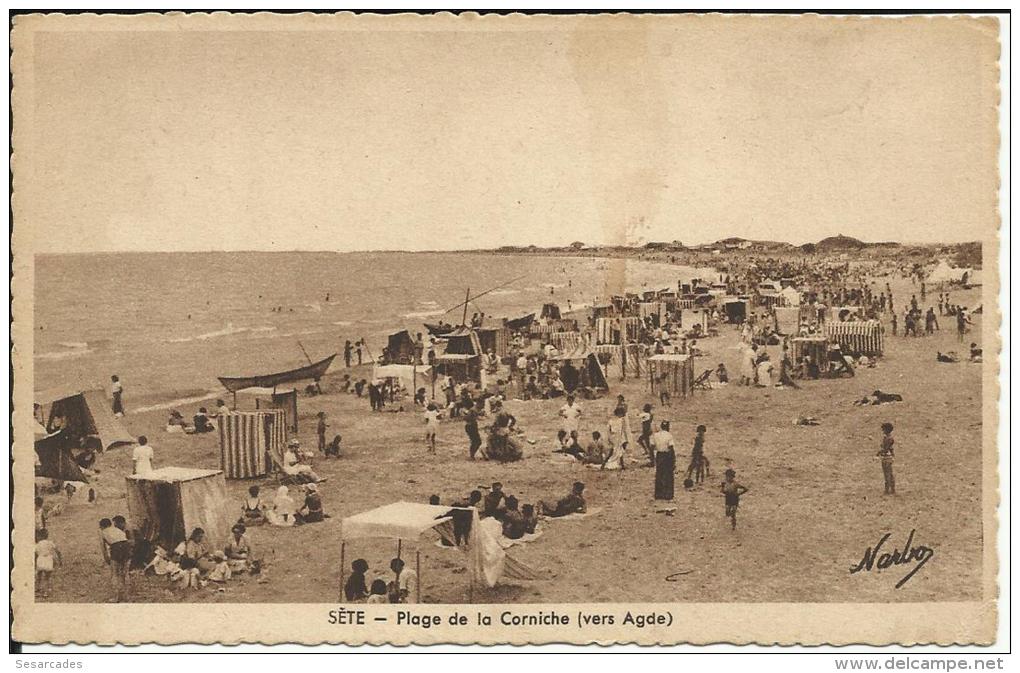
[603,406,632,470]
[651,421,676,500]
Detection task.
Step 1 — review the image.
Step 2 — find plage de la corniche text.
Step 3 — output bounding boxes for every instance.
[327,608,673,629]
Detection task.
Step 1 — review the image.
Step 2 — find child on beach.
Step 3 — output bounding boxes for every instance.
[99,517,132,602]
[240,485,267,526]
[637,404,654,465]
[685,425,711,485]
[721,469,749,531]
[35,529,60,597]
[325,434,342,458]
[366,579,388,604]
[316,412,329,454]
[423,403,439,453]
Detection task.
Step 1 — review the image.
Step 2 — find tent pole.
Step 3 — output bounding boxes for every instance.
[397,539,402,560]
[415,550,421,604]
[339,542,346,602]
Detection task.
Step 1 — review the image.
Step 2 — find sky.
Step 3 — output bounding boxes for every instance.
[16,14,1001,253]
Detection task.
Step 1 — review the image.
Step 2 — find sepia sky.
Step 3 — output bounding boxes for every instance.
[17,14,1000,253]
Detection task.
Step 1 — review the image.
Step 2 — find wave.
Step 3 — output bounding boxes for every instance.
[57,341,89,350]
[488,289,520,296]
[332,321,354,326]
[166,323,252,344]
[35,348,94,361]
[417,300,440,307]
[401,309,445,319]
[306,303,322,313]
[132,390,223,414]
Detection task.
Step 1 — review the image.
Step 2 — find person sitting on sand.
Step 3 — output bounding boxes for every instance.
[585,431,607,465]
[282,439,320,483]
[295,483,325,524]
[344,559,370,602]
[224,522,257,574]
[166,410,188,433]
[521,504,539,534]
[482,483,506,520]
[554,430,585,461]
[266,486,296,526]
[970,342,983,362]
[215,399,231,418]
[240,485,267,526]
[501,496,527,540]
[539,481,587,518]
[715,363,729,384]
[324,433,342,458]
[366,579,388,604]
[192,408,215,433]
[936,351,959,363]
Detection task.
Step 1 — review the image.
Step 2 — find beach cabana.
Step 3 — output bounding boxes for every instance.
[125,467,231,552]
[556,343,610,392]
[443,327,482,356]
[792,337,831,373]
[825,321,884,356]
[678,308,710,334]
[234,386,298,432]
[593,343,643,379]
[779,286,802,306]
[385,330,417,364]
[339,502,539,603]
[35,387,134,451]
[476,325,510,357]
[774,307,802,335]
[647,354,695,399]
[722,299,749,324]
[434,353,481,384]
[218,409,286,479]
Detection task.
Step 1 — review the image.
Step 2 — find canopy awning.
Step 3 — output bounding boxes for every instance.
[340,501,458,541]
[235,386,296,396]
[127,466,223,484]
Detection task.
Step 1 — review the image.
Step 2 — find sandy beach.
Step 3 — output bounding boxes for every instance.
[33,263,984,605]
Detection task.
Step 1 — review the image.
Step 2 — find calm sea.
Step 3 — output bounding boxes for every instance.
[34,251,705,408]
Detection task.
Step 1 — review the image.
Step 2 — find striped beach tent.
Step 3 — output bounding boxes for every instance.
[218,409,286,479]
[826,321,884,356]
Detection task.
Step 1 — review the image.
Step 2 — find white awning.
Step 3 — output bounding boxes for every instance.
[340,501,458,541]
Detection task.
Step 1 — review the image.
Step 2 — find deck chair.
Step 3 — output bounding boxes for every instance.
[693,369,714,391]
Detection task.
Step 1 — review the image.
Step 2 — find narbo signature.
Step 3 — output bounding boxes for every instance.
[849,529,934,589]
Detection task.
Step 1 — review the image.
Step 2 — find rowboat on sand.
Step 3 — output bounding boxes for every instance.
[218,353,337,393]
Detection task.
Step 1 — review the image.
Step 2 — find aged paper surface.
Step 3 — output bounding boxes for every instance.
[11,12,1001,645]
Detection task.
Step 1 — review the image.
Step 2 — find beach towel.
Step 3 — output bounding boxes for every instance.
[543,507,603,522]
[497,526,545,549]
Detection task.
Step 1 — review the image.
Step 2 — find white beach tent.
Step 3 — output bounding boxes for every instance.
[339,501,540,603]
[927,259,970,285]
[779,285,802,306]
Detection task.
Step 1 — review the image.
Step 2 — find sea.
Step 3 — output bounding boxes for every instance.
[34,251,710,411]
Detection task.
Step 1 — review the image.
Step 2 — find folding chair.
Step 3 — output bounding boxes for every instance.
[693,369,714,391]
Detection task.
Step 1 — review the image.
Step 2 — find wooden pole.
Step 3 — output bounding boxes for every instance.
[415,550,421,604]
[461,287,471,327]
[339,542,346,602]
[397,539,402,560]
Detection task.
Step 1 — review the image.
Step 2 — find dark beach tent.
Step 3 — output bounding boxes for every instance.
[385,330,417,365]
[540,303,562,320]
[722,299,748,324]
[476,325,510,357]
[443,327,482,356]
[35,387,135,451]
[34,429,88,483]
[556,344,609,391]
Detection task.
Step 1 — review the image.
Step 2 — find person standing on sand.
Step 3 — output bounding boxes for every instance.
[559,394,582,436]
[423,403,439,454]
[721,469,749,531]
[316,412,328,454]
[132,436,154,476]
[637,403,654,465]
[651,421,676,500]
[356,340,363,366]
[463,400,482,459]
[344,340,353,368]
[877,422,896,495]
[685,425,711,485]
[111,375,124,416]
